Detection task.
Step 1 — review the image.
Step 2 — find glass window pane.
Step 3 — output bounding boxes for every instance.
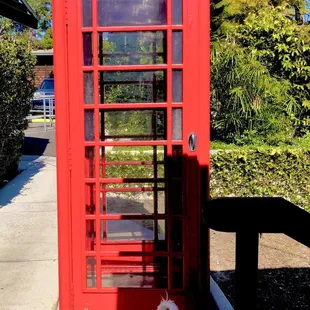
[158,191,165,214]
[99,31,167,65]
[171,219,183,251]
[100,256,168,288]
[98,0,167,26]
[172,70,182,102]
[172,258,183,288]
[106,165,156,178]
[105,183,165,189]
[100,189,165,214]
[172,31,183,64]
[172,108,182,140]
[157,219,166,240]
[172,0,182,25]
[99,110,166,141]
[102,220,156,241]
[85,147,95,178]
[85,183,96,214]
[99,71,166,104]
[105,191,155,214]
[86,220,96,251]
[85,110,94,141]
[83,0,92,27]
[83,33,93,66]
[170,145,183,178]
[86,257,96,288]
[103,146,165,162]
[84,72,94,104]
[169,181,183,215]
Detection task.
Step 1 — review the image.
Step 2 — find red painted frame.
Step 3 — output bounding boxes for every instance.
[53,0,210,309]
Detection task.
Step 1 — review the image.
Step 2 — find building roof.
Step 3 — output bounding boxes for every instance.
[0,0,38,29]
[32,49,54,56]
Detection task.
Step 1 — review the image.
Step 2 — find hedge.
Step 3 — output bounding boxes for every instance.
[104,145,310,212]
[0,33,36,183]
[210,147,310,212]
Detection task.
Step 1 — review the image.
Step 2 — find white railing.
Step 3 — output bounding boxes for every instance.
[27,95,55,131]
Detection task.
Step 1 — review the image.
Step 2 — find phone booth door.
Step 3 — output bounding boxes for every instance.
[54,0,210,309]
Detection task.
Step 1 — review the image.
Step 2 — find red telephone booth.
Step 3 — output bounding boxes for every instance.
[53,0,210,309]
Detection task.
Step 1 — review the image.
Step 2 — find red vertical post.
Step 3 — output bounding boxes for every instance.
[197,0,211,305]
[52,0,72,308]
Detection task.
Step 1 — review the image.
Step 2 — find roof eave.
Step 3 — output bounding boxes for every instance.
[0,0,39,29]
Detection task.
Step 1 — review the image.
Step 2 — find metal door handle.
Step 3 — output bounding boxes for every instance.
[188,133,197,151]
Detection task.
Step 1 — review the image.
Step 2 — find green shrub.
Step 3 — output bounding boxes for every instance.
[0,33,36,182]
[210,145,310,211]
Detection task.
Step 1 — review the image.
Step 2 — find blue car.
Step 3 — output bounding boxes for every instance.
[32,78,55,110]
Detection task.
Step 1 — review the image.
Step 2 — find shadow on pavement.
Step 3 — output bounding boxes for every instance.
[0,156,45,209]
[22,137,50,156]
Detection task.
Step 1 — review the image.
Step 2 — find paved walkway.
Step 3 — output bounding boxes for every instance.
[0,156,58,310]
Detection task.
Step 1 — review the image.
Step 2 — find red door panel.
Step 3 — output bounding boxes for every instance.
[53,0,210,309]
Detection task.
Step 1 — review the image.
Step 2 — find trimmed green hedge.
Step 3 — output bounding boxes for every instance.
[0,33,36,183]
[104,144,310,212]
[210,147,310,211]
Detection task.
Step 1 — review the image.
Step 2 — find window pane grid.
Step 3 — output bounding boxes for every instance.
[82,0,184,291]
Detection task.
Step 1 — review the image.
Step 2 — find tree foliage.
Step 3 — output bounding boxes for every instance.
[211,0,310,144]
[28,0,53,49]
[0,0,52,49]
[28,0,52,32]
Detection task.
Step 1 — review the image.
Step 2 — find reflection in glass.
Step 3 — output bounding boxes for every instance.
[103,220,155,241]
[171,145,183,178]
[172,109,182,140]
[98,0,167,26]
[99,109,166,140]
[85,110,94,141]
[83,33,93,66]
[99,32,166,65]
[104,191,155,214]
[171,219,183,252]
[157,220,166,240]
[105,164,164,178]
[172,258,183,288]
[172,70,182,102]
[99,71,166,103]
[101,257,168,288]
[157,191,166,214]
[85,147,95,178]
[86,220,96,251]
[83,0,92,27]
[172,31,183,64]
[169,181,183,215]
[172,0,183,25]
[84,72,94,104]
[86,257,96,288]
[103,146,165,162]
[85,183,96,214]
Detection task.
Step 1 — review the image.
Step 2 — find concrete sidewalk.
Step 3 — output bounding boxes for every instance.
[0,156,58,310]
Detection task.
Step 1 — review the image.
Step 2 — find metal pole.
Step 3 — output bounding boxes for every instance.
[49,98,53,128]
[235,230,259,310]
[43,96,47,131]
